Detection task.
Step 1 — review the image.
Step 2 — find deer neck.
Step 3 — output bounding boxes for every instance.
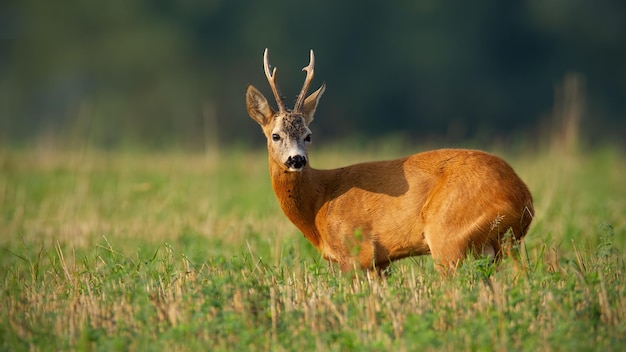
[269,160,324,247]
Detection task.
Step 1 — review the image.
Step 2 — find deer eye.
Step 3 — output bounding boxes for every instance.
[271,133,281,141]
[304,134,312,142]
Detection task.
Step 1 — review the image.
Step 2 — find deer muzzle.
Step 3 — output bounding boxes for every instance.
[285,155,307,171]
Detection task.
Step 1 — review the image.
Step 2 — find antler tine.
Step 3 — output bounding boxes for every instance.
[263,48,286,112]
[293,49,315,112]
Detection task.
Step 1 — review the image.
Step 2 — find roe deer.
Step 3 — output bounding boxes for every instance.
[246,49,534,275]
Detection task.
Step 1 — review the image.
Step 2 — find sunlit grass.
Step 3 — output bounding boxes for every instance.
[1,145,625,350]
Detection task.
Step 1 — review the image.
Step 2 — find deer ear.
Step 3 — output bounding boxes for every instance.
[302,83,325,125]
[246,85,275,126]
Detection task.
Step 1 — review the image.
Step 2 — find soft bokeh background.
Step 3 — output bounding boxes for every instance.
[1,0,625,149]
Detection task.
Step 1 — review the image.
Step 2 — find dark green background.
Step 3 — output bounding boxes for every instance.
[2,0,624,148]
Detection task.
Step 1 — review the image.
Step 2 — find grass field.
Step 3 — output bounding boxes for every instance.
[1,144,625,351]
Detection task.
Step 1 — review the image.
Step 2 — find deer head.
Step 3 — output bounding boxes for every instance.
[246,49,326,172]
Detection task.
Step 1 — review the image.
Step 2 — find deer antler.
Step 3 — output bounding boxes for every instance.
[263,48,286,112]
[293,49,315,113]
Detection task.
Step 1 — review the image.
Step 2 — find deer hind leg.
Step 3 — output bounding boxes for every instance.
[496,226,526,263]
[425,210,530,275]
[425,224,492,275]
[426,234,466,275]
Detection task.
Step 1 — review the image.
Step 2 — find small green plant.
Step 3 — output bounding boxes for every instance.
[350,227,364,257]
[596,223,615,259]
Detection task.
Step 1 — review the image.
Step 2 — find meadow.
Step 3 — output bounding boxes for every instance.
[1,142,624,351]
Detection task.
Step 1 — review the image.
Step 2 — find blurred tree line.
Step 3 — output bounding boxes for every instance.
[1,0,624,149]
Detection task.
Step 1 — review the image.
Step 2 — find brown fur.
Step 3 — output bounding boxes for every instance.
[246,50,534,275]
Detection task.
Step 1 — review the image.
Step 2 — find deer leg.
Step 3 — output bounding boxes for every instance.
[425,227,472,275]
[428,244,464,275]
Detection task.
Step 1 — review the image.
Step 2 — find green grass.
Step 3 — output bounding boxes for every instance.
[1,145,625,351]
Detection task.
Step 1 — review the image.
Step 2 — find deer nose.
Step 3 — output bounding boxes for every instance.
[285,155,307,170]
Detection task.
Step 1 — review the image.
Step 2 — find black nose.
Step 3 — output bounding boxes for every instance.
[285,155,307,169]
